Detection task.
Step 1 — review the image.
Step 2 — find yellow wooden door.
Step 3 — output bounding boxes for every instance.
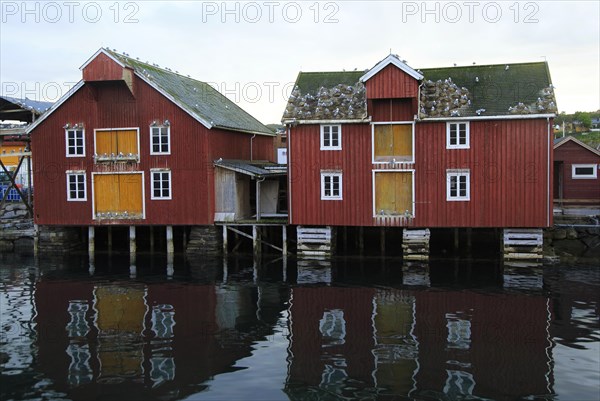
[94,174,120,214]
[375,172,413,214]
[116,130,138,155]
[96,131,117,155]
[393,125,412,158]
[118,174,143,215]
[374,125,393,159]
[94,173,143,217]
[394,172,413,213]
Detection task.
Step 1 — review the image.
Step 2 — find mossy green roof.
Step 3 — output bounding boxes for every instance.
[283,61,555,120]
[419,62,554,116]
[293,71,365,95]
[105,49,272,135]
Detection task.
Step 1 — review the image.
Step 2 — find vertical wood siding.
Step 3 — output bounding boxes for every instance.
[365,64,419,99]
[289,124,373,226]
[82,52,129,82]
[289,118,552,228]
[554,141,600,201]
[32,73,273,226]
[370,98,416,122]
[414,119,552,227]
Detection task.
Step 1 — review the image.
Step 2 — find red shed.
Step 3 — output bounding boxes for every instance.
[28,48,274,252]
[283,55,556,256]
[553,136,600,206]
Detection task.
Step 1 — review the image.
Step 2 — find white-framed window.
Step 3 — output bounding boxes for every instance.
[151,169,171,200]
[320,125,341,150]
[151,125,170,155]
[572,164,597,179]
[446,122,469,149]
[446,170,470,201]
[321,171,342,200]
[66,129,85,156]
[66,171,87,201]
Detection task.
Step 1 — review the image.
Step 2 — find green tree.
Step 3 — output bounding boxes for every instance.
[573,111,592,129]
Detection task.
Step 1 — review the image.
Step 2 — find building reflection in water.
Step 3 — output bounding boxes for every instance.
[33,264,289,400]
[26,257,562,400]
[284,259,555,401]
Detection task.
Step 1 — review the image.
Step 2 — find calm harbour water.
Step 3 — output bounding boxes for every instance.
[0,253,599,401]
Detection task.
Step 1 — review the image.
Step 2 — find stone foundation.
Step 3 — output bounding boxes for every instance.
[0,204,34,254]
[186,226,222,255]
[37,226,83,254]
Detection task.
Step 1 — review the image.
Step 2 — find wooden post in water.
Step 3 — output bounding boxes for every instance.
[253,225,261,257]
[88,226,95,257]
[282,225,287,255]
[129,226,136,265]
[223,225,228,255]
[33,224,39,255]
[166,226,174,256]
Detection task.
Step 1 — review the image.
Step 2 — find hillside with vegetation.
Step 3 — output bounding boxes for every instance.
[554,110,600,149]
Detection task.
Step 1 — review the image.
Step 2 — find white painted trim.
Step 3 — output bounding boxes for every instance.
[65,128,86,158]
[371,122,415,164]
[571,164,598,179]
[79,48,126,71]
[320,124,342,151]
[446,169,470,201]
[282,118,371,125]
[91,171,146,220]
[446,121,470,149]
[66,171,87,201]
[360,54,424,82]
[150,169,173,200]
[287,125,293,224]
[26,81,86,134]
[421,113,555,122]
[320,171,343,200]
[372,169,415,217]
[149,125,171,155]
[93,127,141,161]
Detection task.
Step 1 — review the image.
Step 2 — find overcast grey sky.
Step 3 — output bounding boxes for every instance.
[1,0,598,124]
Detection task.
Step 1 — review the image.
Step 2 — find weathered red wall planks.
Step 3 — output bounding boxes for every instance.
[32,70,273,226]
[288,123,373,226]
[554,141,600,201]
[82,52,129,82]
[364,64,419,99]
[288,119,553,228]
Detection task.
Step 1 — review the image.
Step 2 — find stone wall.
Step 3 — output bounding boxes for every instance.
[186,226,222,255]
[0,204,33,254]
[544,216,600,259]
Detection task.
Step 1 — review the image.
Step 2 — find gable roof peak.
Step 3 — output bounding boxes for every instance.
[360,54,424,82]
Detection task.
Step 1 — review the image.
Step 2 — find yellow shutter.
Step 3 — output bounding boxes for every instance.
[94,173,143,217]
[375,172,413,214]
[393,125,412,158]
[95,131,117,155]
[94,174,120,213]
[374,125,393,159]
[395,172,413,213]
[116,130,138,155]
[118,174,143,215]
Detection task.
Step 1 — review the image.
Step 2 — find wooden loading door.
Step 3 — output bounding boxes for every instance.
[93,173,143,218]
[375,172,413,215]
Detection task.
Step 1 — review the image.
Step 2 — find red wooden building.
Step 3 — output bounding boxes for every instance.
[553,136,600,206]
[283,55,556,256]
[28,48,274,253]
